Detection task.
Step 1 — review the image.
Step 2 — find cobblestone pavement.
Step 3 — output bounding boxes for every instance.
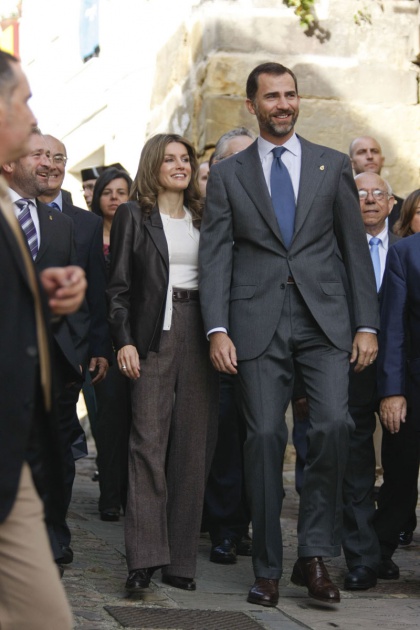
[64,441,420,630]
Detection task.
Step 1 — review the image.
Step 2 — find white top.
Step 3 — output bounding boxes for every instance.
[160,207,200,330]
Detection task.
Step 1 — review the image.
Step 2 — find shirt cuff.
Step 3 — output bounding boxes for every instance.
[207,327,228,340]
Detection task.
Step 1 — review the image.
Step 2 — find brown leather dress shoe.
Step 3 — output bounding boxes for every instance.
[247,577,279,607]
[291,556,340,603]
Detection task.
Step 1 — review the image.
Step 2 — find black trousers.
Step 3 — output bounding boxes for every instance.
[374,413,419,558]
[204,373,250,545]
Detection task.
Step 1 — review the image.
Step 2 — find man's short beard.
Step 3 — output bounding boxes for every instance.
[265,118,296,137]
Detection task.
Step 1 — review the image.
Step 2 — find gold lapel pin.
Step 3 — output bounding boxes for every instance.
[320,165,325,171]
[49,215,53,220]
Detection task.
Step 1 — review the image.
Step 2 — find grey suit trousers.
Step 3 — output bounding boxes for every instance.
[239,284,354,579]
[124,300,218,577]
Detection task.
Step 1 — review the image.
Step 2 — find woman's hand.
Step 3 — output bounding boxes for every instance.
[117,345,141,380]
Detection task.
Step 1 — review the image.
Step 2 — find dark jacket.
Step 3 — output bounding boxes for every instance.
[35,200,82,386]
[61,198,112,363]
[107,202,169,358]
[377,232,420,427]
[0,209,64,523]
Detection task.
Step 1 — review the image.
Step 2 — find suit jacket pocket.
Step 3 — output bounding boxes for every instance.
[319,281,346,296]
[230,285,256,301]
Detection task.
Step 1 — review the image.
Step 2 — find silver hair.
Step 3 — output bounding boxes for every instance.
[213,127,255,162]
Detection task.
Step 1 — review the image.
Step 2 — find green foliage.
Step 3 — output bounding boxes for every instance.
[354,1,384,26]
[283,0,316,28]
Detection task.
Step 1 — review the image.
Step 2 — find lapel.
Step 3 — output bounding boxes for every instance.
[388,231,400,247]
[293,136,327,239]
[35,201,56,264]
[62,198,77,218]
[234,141,284,244]
[144,205,169,270]
[377,231,400,295]
[234,137,328,248]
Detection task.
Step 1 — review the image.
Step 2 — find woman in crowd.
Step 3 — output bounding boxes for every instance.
[107,134,218,592]
[393,189,420,237]
[91,167,133,521]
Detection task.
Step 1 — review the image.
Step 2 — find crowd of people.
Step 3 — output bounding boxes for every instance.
[0,50,419,628]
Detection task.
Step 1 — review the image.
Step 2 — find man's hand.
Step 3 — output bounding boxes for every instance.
[209,332,237,374]
[117,345,140,380]
[380,395,407,434]
[350,331,378,373]
[40,266,86,315]
[89,357,109,384]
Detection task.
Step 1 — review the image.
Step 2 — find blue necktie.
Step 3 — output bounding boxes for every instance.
[16,198,38,260]
[270,146,296,248]
[48,202,61,211]
[369,236,381,291]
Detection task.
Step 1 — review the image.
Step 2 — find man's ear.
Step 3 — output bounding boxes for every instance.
[1,162,14,174]
[245,98,256,116]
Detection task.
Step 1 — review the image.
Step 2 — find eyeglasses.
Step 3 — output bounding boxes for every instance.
[52,154,68,166]
[82,183,95,192]
[358,189,389,201]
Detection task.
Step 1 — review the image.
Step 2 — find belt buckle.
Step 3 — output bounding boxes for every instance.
[174,290,189,302]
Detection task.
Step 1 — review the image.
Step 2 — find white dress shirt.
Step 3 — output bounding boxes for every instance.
[258,133,302,198]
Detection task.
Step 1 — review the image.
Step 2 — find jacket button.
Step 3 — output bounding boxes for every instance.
[280,283,286,290]
[26,346,38,358]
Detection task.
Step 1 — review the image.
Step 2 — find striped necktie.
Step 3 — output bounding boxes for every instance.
[16,198,38,260]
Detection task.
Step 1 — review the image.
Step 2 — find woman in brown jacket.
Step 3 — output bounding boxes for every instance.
[107,134,218,593]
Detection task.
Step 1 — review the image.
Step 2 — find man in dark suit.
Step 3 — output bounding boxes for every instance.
[349,136,404,231]
[40,135,112,450]
[1,128,87,565]
[374,230,420,577]
[199,62,379,607]
[40,134,111,384]
[342,171,400,590]
[0,49,85,628]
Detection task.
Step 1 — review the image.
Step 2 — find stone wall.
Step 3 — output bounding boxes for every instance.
[149,0,420,197]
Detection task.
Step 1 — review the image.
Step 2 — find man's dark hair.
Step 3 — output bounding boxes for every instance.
[246,62,298,101]
[0,50,19,100]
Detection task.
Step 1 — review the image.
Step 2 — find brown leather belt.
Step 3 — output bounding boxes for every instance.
[287,276,295,284]
[172,288,199,302]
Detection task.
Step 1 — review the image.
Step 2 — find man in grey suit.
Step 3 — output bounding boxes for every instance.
[342,171,399,590]
[199,62,379,607]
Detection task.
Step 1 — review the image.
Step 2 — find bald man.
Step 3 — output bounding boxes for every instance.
[349,136,404,229]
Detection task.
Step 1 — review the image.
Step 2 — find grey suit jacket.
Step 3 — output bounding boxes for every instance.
[199,136,380,361]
